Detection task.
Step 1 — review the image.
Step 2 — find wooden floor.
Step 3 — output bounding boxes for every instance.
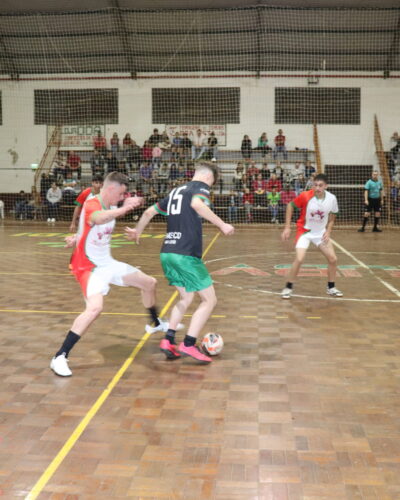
[1,220,400,499]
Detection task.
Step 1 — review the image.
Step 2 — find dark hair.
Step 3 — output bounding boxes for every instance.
[92,174,104,183]
[196,161,220,185]
[314,173,328,184]
[105,171,129,188]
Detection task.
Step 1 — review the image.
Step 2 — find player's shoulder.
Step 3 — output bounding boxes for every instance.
[85,195,101,210]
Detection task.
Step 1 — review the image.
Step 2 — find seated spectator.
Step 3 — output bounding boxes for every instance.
[177,164,186,181]
[93,131,107,155]
[260,162,270,180]
[142,141,153,163]
[305,160,316,178]
[157,163,170,193]
[122,133,134,164]
[185,163,195,181]
[0,199,4,219]
[252,173,268,207]
[131,140,142,166]
[273,129,288,160]
[266,173,283,192]
[255,133,272,157]
[169,163,179,181]
[90,149,105,176]
[228,190,240,222]
[110,132,120,154]
[46,182,62,222]
[390,131,400,162]
[52,152,68,180]
[289,162,305,181]
[147,187,159,207]
[241,135,252,161]
[105,151,118,173]
[62,176,81,205]
[149,128,162,146]
[233,163,244,191]
[191,129,207,160]
[242,187,254,223]
[280,183,297,207]
[139,162,154,194]
[158,131,171,151]
[67,150,82,180]
[152,145,163,166]
[247,161,259,181]
[305,172,316,191]
[241,173,251,191]
[206,132,218,160]
[181,132,192,159]
[294,173,306,195]
[267,185,281,223]
[117,161,128,176]
[274,161,283,179]
[40,173,53,202]
[15,190,30,220]
[171,132,183,161]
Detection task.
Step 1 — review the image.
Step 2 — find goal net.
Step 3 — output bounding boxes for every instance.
[0,4,399,229]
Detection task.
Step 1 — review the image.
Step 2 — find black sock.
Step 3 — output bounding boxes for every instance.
[183,335,196,347]
[362,216,368,229]
[148,306,160,326]
[285,282,293,289]
[166,329,176,344]
[55,330,80,358]
[328,281,335,289]
[374,217,380,229]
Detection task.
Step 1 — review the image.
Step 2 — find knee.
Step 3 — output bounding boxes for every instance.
[328,254,337,266]
[88,304,103,319]
[294,256,305,266]
[143,276,157,292]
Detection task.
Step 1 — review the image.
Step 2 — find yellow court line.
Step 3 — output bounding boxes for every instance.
[307,316,321,319]
[25,231,220,500]
[241,315,257,318]
[0,309,225,319]
[276,316,289,319]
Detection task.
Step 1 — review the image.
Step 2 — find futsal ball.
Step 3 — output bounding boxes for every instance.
[201,333,224,356]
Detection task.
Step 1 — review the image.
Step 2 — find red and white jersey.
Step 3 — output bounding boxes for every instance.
[71,196,115,276]
[74,187,95,207]
[292,189,339,235]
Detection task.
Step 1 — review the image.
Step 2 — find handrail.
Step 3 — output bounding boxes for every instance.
[313,122,323,174]
[374,115,391,224]
[33,125,61,203]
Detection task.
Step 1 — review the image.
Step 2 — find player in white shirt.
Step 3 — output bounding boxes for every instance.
[280,173,343,299]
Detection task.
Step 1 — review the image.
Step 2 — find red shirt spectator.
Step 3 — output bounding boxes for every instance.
[67,151,81,170]
[247,163,259,179]
[242,191,254,204]
[252,178,267,193]
[142,141,153,161]
[281,188,296,205]
[266,175,282,192]
[93,134,106,151]
[275,129,286,147]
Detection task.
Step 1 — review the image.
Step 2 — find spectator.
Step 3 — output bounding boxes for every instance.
[110,132,120,155]
[185,163,195,181]
[289,162,306,191]
[122,133,134,164]
[131,140,142,166]
[294,173,306,195]
[280,184,297,207]
[117,161,128,176]
[181,132,192,159]
[152,145,163,166]
[90,150,105,176]
[52,152,68,180]
[266,173,283,192]
[252,173,268,207]
[247,161,259,181]
[391,180,400,223]
[260,162,270,180]
[169,163,179,181]
[149,128,162,146]
[207,132,218,160]
[305,161,316,179]
[177,164,186,181]
[255,132,272,158]
[46,182,62,222]
[40,173,53,202]
[157,163,170,194]
[147,186,159,207]
[62,177,80,205]
[274,161,283,179]
[273,129,288,160]
[233,163,244,191]
[241,135,252,161]
[242,187,254,223]
[142,141,153,163]
[390,131,400,163]
[105,151,118,173]
[228,190,240,222]
[15,190,29,219]
[191,129,207,160]
[0,199,4,219]
[267,185,281,223]
[171,132,183,160]
[67,150,82,180]
[241,173,251,191]
[93,131,107,155]
[158,131,171,151]
[305,172,316,191]
[139,162,154,194]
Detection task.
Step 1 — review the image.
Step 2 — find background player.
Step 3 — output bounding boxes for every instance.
[281,173,343,299]
[358,170,384,233]
[51,172,165,377]
[125,163,234,364]
[69,174,103,232]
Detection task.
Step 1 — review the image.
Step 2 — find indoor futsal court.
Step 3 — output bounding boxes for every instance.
[1,0,400,499]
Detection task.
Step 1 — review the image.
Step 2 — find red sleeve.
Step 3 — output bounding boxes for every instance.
[292,189,313,208]
[84,197,101,226]
[75,188,91,207]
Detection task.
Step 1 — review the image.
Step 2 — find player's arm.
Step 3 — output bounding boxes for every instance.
[323,213,336,242]
[364,189,369,205]
[91,196,143,225]
[69,205,82,232]
[281,202,294,241]
[191,196,234,235]
[125,205,158,244]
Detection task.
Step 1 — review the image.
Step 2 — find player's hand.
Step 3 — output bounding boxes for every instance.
[220,223,235,236]
[69,221,76,233]
[322,230,330,243]
[64,234,77,248]
[123,196,144,212]
[124,226,140,244]
[281,227,291,241]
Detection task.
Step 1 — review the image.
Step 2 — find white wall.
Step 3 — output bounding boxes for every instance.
[1,73,399,192]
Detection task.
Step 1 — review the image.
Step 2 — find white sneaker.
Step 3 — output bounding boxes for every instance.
[145,318,184,334]
[50,353,72,377]
[47,218,51,222]
[51,218,56,222]
[327,287,343,297]
[281,287,293,299]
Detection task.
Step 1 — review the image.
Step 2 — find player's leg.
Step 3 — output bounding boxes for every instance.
[281,238,308,299]
[358,206,370,232]
[372,203,382,232]
[51,292,104,376]
[318,240,343,297]
[178,284,217,363]
[160,286,194,360]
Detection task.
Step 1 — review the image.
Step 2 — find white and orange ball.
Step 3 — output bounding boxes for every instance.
[201,333,224,356]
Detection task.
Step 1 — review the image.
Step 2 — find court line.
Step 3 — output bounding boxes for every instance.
[25,232,221,500]
[331,239,400,298]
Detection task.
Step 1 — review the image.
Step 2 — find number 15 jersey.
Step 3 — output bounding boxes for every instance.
[154,181,211,258]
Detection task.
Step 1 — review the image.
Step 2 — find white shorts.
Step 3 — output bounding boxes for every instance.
[296,232,325,249]
[86,259,139,297]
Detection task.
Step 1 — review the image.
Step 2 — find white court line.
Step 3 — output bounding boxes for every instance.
[331,239,400,298]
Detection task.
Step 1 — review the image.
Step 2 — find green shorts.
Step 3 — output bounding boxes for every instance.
[160,253,213,293]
